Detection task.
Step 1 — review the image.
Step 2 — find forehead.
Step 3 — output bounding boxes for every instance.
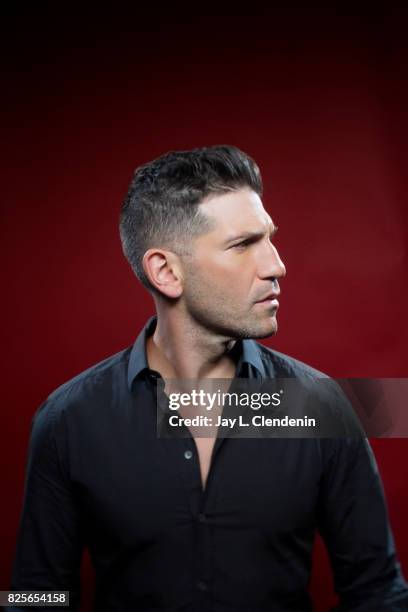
[199,188,273,235]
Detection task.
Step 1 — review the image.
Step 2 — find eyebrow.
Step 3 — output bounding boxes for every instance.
[224,224,278,247]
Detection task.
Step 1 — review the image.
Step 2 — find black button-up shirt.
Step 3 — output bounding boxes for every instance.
[11,317,408,611]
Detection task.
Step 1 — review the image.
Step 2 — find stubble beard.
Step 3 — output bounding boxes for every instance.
[182,278,278,341]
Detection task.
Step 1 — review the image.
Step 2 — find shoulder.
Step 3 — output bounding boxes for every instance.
[255,343,365,437]
[254,343,329,380]
[36,346,132,419]
[28,347,134,459]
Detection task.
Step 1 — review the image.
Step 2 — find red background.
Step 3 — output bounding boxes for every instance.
[2,6,408,611]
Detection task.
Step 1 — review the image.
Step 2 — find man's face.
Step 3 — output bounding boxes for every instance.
[180,188,286,339]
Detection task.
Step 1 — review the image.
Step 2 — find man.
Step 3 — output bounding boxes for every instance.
[11,146,408,610]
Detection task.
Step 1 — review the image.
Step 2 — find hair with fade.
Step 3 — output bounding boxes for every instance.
[119,145,263,292]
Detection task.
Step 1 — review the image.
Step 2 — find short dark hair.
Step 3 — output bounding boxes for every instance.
[119,145,263,291]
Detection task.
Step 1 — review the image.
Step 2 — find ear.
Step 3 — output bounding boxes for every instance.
[142,249,183,298]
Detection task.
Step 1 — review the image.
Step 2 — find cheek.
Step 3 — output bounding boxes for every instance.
[206,263,252,290]
[189,252,255,294]
[202,252,255,276]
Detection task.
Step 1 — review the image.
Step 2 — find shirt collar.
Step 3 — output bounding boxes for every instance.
[127,316,157,389]
[127,316,267,390]
[240,337,267,378]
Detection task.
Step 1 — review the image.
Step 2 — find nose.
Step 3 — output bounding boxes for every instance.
[258,241,286,281]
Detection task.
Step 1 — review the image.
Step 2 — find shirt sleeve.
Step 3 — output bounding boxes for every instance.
[10,400,84,611]
[318,437,408,611]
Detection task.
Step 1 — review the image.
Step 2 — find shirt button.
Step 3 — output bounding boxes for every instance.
[198,513,207,523]
[196,580,208,592]
[184,450,193,460]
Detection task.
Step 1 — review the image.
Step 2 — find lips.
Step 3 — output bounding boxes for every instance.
[256,292,280,303]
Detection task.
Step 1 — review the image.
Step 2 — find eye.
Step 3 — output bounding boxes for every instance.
[232,238,253,250]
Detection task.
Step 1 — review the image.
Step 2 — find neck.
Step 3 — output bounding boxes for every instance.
[146,304,237,380]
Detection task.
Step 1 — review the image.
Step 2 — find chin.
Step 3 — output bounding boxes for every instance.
[255,323,278,339]
[239,316,278,340]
